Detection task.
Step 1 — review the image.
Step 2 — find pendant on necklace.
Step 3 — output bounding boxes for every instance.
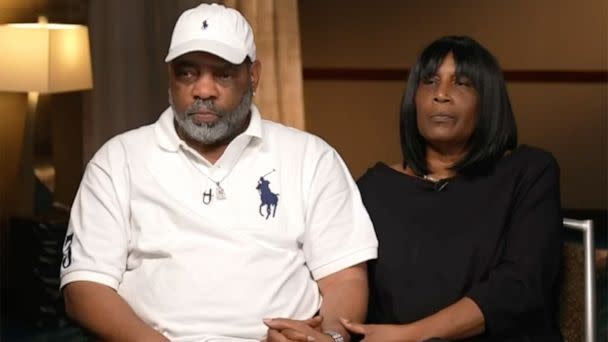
[215,182,226,200]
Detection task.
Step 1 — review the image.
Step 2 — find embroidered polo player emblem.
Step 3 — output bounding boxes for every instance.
[256,169,279,219]
[202,20,209,30]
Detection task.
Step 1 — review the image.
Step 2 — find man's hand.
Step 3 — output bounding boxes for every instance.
[262,316,332,342]
[341,318,413,342]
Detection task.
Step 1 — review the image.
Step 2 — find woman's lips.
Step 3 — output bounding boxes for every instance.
[429,113,456,123]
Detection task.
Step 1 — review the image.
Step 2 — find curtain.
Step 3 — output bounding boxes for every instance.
[223,0,305,130]
[85,0,208,162]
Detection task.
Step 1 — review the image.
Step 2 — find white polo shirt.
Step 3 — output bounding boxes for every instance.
[60,105,378,342]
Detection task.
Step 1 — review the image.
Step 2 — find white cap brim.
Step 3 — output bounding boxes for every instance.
[164,39,248,64]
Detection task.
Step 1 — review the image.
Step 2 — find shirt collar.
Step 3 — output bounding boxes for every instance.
[154,104,264,153]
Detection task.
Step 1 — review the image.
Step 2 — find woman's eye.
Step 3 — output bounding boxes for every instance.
[456,78,472,86]
[421,77,436,85]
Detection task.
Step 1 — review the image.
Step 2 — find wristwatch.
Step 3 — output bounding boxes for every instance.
[324,330,345,342]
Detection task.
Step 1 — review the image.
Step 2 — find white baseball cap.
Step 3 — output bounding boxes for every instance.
[165,3,256,64]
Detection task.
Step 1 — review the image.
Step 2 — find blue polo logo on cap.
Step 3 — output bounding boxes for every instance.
[202,20,209,30]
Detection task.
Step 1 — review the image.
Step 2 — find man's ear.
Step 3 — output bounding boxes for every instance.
[249,60,262,93]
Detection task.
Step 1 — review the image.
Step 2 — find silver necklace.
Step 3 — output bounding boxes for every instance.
[424,174,450,192]
[423,174,440,183]
[202,174,227,200]
[185,154,230,201]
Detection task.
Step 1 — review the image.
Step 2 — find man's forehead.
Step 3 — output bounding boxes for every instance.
[171,51,241,68]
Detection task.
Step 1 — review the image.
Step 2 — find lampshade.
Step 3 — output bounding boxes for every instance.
[0,22,93,93]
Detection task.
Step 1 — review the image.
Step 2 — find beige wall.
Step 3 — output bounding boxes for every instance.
[1,0,606,210]
[300,0,606,69]
[300,0,608,209]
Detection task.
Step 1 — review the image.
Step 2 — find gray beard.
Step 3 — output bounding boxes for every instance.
[170,86,253,145]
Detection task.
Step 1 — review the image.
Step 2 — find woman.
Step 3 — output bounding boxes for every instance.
[343,36,563,341]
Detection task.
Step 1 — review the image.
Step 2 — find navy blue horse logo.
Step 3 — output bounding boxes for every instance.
[256,170,279,219]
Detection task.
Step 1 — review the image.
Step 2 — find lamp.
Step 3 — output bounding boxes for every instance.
[0,16,93,216]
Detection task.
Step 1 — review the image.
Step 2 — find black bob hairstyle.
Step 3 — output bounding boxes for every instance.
[400,35,518,177]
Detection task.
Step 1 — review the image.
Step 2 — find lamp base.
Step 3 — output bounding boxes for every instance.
[13,92,38,217]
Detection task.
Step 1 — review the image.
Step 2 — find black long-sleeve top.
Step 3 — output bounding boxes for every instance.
[357,145,563,341]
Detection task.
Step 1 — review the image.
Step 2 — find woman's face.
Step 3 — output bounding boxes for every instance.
[415,53,478,149]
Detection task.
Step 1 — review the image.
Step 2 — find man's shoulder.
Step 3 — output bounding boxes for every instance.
[122,119,160,141]
[91,121,158,164]
[260,119,335,154]
[260,119,312,139]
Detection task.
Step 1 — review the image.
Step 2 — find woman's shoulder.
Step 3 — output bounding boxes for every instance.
[357,162,401,188]
[505,145,559,169]
[501,145,560,181]
[358,162,388,181]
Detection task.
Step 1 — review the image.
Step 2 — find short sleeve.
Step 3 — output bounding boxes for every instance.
[302,148,378,280]
[59,139,130,290]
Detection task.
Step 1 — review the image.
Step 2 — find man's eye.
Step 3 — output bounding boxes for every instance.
[216,72,233,81]
[176,68,196,79]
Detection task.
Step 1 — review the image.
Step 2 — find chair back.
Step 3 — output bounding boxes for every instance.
[559,218,596,342]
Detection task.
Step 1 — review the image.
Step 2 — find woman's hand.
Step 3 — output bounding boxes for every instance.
[340,318,416,342]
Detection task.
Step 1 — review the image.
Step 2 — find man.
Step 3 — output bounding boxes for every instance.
[60,3,377,342]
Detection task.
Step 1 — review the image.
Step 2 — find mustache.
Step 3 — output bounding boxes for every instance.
[186,98,220,116]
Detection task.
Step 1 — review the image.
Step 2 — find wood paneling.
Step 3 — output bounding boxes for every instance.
[304,68,608,83]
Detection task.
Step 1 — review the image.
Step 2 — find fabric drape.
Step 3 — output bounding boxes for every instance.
[85,0,212,162]
[223,0,305,130]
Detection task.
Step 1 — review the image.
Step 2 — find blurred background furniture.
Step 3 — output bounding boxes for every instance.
[3,212,91,341]
[560,218,597,342]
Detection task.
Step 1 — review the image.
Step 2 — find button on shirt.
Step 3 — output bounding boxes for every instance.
[60,105,378,341]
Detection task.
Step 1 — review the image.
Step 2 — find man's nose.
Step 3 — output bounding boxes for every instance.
[192,73,218,99]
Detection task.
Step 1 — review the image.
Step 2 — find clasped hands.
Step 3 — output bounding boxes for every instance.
[262,315,411,342]
[262,315,329,342]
